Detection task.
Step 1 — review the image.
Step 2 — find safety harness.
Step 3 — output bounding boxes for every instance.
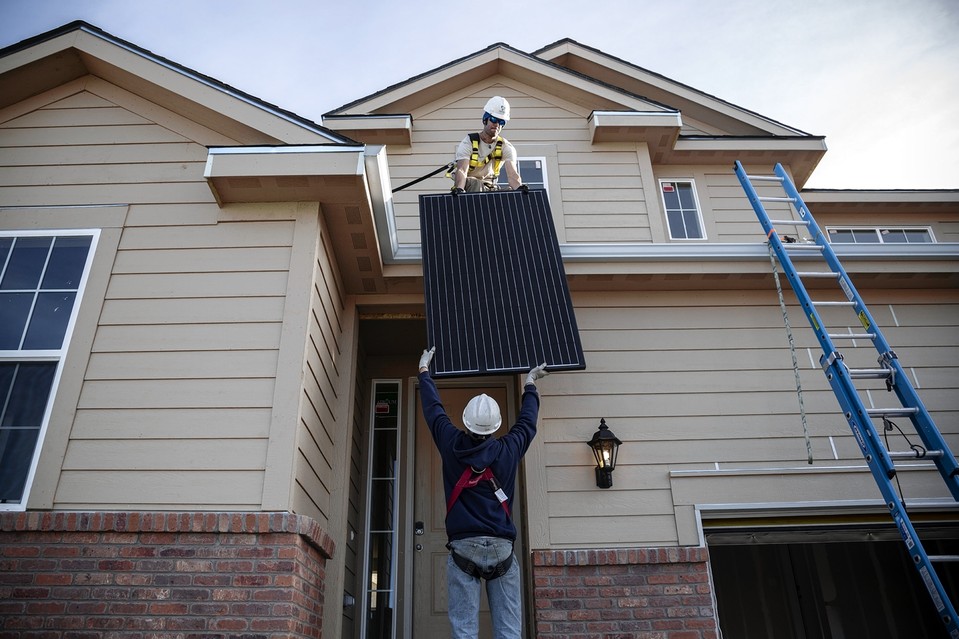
[445,133,506,181]
[445,465,514,580]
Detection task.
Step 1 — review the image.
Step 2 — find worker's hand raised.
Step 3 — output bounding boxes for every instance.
[525,363,548,386]
[419,347,436,370]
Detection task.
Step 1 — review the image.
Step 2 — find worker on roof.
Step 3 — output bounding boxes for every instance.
[451,96,527,194]
[418,346,547,639]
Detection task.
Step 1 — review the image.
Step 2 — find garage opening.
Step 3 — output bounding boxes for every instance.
[706,519,959,639]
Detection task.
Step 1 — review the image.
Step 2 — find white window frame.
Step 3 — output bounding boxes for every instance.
[825,226,937,244]
[0,229,100,511]
[497,156,549,193]
[359,379,402,639]
[659,179,707,240]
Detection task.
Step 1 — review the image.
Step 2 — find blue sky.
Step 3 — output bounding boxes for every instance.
[2,0,957,189]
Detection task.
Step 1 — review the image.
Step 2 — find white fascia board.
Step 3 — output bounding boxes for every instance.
[364,145,402,263]
[590,111,682,127]
[204,145,367,178]
[675,137,828,152]
[324,114,413,130]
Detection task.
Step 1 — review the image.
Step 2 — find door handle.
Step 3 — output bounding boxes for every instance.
[414,521,424,536]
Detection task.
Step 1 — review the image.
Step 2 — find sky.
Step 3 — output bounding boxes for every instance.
[1,0,957,190]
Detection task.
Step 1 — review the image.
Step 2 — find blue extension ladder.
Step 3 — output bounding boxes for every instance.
[734,161,959,638]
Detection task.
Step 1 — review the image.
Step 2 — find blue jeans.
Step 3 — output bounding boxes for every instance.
[447,536,522,639]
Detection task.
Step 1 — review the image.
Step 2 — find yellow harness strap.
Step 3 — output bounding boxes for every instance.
[447,133,505,181]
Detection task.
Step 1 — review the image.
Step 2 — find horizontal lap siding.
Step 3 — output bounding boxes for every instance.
[389,86,650,244]
[538,288,959,547]
[0,91,217,208]
[2,90,294,510]
[70,213,291,509]
[292,215,347,526]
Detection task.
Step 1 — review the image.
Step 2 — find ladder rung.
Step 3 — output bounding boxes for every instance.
[867,407,919,418]
[813,301,856,307]
[828,333,876,340]
[759,196,796,203]
[929,555,959,563]
[796,271,839,278]
[847,367,889,378]
[746,174,783,182]
[769,219,811,226]
[888,449,944,460]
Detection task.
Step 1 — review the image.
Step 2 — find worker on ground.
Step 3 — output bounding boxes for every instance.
[451,96,527,194]
[418,347,547,639]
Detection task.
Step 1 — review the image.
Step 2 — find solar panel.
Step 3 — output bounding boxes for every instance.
[420,189,585,378]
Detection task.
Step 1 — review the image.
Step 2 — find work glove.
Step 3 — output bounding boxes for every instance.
[419,347,435,370]
[516,183,529,193]
[451,187,465,196]
[525,362,548,386]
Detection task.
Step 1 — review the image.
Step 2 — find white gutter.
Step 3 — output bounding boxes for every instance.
[382,241,959,264]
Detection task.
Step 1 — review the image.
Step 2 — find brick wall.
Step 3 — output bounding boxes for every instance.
[0,511,334,638]
[531,546,720,639]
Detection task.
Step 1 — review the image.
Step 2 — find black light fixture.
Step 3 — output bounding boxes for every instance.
[586,418,622,489]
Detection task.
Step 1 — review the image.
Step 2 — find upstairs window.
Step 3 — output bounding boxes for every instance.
[660,180,705,240]
[1,231,97,509]
[827,227,935,244]
[497,157,548,191]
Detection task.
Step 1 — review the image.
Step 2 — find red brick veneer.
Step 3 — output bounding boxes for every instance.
[0,511,334,638]
[532,546,720,639]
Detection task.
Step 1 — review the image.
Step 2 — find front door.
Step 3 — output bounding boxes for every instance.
[411,380,524,638]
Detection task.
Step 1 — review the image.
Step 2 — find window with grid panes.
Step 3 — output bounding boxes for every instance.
[660,180,705,240]
[827,227,934,244]
[0,232,96,508]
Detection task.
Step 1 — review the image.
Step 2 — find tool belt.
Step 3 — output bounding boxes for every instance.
[447,542,514,581]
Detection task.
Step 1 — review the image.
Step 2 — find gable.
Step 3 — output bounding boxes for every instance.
[535,39,806,137]
[0,21,352,146]
[322,40,825,184]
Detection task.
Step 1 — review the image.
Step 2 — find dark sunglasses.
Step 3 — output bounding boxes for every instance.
[486,115,507,127]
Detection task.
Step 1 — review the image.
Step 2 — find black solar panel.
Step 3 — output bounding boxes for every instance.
[419,189,585,378]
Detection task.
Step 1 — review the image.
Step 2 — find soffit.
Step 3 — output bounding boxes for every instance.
[803,190,959,215]
[204,146,387,295]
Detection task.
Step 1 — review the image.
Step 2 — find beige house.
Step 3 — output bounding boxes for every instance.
[1,21,957,639]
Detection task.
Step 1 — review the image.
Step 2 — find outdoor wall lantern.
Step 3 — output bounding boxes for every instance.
[587,418,622,489]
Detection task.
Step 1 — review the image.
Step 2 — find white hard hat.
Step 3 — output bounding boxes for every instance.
[462,394,502,436]
[483,96,510,122]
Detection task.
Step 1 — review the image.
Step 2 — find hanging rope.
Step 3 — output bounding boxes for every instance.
[768,241,814,464]
[392,162,455,193]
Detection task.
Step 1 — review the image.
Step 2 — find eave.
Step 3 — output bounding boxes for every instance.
[204,145,391,295]
[666,136,827,187]
[0,21,350,145]
[323,114,413,146]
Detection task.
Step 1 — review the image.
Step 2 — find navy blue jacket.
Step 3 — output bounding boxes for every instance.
[418,371,540,542]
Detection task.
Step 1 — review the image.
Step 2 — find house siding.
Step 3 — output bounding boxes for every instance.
[531,288,959,548]
[389,85,652,245]
[0,82,344,516]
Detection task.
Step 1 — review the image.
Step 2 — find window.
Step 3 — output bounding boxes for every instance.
[361,381,401,639]
[497,157,548,191]
[660,180,705,240]
[827,227,935,244]
[0,231,97,508]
